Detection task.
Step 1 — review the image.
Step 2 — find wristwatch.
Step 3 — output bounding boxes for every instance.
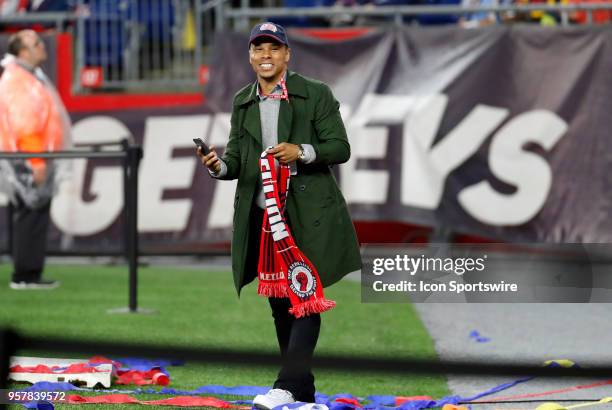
[297,144,306,162]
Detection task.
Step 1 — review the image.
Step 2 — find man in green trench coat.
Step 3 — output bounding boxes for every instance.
[197,22,361,409]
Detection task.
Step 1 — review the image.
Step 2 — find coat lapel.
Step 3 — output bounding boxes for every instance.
[236,81,262,144]
[278,71,307,144]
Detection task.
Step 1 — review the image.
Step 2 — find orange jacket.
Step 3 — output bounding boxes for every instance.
[0,60,65,171]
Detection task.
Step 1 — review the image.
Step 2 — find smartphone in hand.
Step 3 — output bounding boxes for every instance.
[193,138,211,155]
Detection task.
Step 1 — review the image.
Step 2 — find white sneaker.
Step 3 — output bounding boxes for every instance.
[10,279,60,290]
[253,388,295,410]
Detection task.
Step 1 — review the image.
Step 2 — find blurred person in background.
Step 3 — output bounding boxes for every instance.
[459,0,516,27]
[0,29,71,289]
[197,22,361,410]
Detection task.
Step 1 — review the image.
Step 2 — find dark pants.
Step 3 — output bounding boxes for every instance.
[10,199,51,283]
[248,204,321,403]
[269,297,321,403]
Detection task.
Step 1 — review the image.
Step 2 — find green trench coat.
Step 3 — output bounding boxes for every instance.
[216,71,362,295]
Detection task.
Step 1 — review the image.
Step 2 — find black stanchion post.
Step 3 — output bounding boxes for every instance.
[120,139,135,311]
[108,140,153,314]
[128,143,143,312]
[122,138,131,301]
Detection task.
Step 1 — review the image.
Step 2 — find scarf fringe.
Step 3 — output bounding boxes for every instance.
[289,298,336,318]
[257,281,289,298]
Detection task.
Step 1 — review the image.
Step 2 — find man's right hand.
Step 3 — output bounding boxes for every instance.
[196,145,221,174]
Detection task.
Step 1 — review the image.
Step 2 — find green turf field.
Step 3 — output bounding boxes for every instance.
[0,263,449,409]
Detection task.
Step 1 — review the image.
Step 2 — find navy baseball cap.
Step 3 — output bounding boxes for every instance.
[249,22,289,47]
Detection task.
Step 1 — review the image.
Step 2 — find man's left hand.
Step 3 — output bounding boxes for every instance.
[268,143,300,164]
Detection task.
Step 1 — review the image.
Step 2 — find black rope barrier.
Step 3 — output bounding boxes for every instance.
[0,151,128,159]
[2,329,612,379]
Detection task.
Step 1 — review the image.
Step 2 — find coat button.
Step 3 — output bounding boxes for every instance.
[299,185,306,191]
[313,220,320,227]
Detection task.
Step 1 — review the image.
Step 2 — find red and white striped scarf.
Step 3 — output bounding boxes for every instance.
[257,152,335,318]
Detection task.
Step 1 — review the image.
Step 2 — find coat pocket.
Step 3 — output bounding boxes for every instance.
[287,174,339,234]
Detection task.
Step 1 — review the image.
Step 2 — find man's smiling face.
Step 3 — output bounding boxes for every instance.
[249,40,290,82]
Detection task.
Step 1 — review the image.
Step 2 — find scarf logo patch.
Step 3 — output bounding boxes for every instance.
[288,261,316,298]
